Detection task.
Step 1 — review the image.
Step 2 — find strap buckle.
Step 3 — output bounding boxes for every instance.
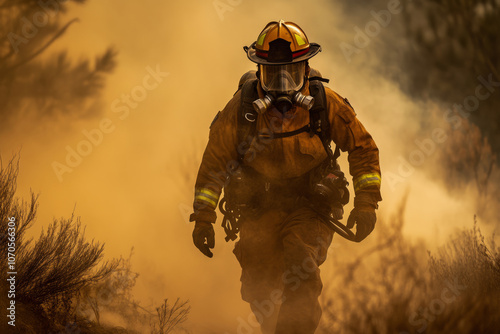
[245,112,257,122]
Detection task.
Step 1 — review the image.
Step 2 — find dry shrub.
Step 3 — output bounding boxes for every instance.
[150,298,190,334]
[76,253,191,334]
[0,156,190,333]
[0,156,118,332]
[319,197,500,334]
[75,250,143,329]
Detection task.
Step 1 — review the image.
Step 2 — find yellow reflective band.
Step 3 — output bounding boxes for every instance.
[354,173,381,192]
[195,188,220,209]
[257,33,267,46]
[294,33,306,46]
[195,194,217,208]
[196,188,219,201]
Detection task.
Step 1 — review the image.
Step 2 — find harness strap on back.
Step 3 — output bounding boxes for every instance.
[308,80,336,161]
[237,79,260,162]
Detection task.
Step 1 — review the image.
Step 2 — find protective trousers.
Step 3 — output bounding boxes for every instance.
[233,206,334,334]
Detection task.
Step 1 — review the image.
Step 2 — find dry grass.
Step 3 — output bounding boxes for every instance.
[318,197,500,334]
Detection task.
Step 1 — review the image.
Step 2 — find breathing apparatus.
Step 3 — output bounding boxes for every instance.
[252,62,315,114]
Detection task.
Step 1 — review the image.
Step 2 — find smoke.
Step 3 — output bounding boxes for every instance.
[1,0,498,332]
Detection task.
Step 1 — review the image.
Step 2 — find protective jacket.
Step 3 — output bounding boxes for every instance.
[190,80,381,224]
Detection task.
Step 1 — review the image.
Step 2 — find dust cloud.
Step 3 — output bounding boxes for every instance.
[1,0,497,332]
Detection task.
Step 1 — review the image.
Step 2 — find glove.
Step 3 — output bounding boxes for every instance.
[347,192,378,242]
[192,221,215,258]
[347,208,376,242]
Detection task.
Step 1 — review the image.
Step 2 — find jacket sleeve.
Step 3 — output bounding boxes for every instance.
[189,92,240,224]
[325,87,382,202]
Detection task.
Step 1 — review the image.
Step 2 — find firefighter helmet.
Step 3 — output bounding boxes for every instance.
[245,20,321,65]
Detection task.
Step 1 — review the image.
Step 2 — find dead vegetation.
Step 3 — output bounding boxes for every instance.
[0,156,190,333]
[318,198,500,334]
[150,299,190,334]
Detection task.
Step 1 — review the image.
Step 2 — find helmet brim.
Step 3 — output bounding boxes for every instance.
[245,42,322,65]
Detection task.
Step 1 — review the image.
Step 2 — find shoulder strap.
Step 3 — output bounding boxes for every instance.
[308,80,338,161]
[308,76,330,83]
[237,78,260,161]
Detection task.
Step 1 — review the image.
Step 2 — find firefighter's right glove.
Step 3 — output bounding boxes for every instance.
[347,193,378,242]
[192,221,215,258]
[347,208,376,242]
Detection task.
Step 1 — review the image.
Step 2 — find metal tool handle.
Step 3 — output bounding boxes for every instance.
[319,214,357,242]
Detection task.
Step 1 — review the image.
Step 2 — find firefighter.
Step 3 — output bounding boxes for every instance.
[190,20,381,334]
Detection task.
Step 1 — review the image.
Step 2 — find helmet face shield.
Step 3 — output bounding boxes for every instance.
[260,61,305,94]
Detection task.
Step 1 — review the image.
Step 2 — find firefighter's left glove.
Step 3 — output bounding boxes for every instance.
[192,221,215,258]
[347,193,378,242]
